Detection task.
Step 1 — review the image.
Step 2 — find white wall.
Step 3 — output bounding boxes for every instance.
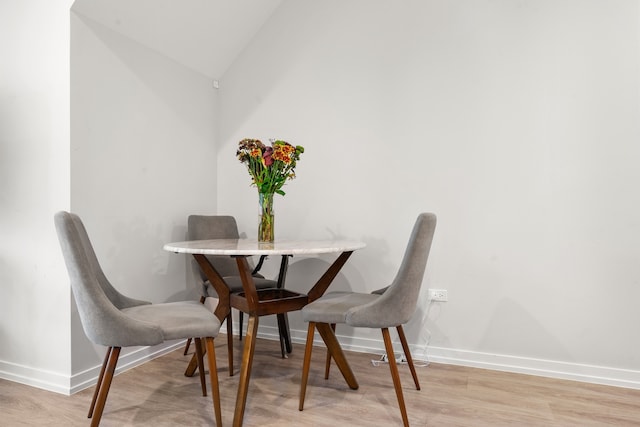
[2,0,640,396]
[70,11,219,381]
[0,0,74,393]
[0,1,220,394]
[218,0,640,388]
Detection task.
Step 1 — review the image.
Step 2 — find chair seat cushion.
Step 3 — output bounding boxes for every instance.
[204,276,277,295]
[301,292,378,324]
[123,301,221,341]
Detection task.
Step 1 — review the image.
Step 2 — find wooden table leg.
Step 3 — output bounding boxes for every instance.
[277,313,287,358]
[307,251,354,302]
[315,323,359,390]
[233,314,259,427]
[277,313,292,357]
[276,255,293,355]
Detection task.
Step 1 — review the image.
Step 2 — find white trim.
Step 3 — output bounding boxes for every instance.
[253,324,640,391]
[0,341,185,396]
[5,325,639,395]
[69,340,186,395]
[423,346,640,390]
[0,361,72,395]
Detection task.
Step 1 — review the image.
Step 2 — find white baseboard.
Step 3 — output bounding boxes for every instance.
[4,324,639,395]
[68,340,186,395]
[0,360,73,395]
[253,324,640,391]
[423,345,640,390]
[0,340,185,396]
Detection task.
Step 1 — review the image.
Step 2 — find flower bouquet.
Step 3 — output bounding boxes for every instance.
[237,138,304,242]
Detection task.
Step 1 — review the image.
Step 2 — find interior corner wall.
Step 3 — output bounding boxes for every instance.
[217,0,640,388]
[0,0,74,394]
[3,0,640,398]
[69,10,220,384]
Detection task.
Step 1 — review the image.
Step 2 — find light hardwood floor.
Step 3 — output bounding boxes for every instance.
[2,336,640,426]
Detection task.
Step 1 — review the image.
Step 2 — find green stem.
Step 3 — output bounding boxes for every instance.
[258,192,275,242]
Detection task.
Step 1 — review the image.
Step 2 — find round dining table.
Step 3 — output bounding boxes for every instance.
[164,238,366,427]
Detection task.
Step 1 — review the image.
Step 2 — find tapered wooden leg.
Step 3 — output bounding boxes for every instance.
[205,337,222,427]
[277,313,292,358]
[278,313,287,358]
[90,346,120,427]
[316,323,358,390]
[88,347,111,418]
[184,341,208,380]
[233,314,258,427]
[396,325,420,390]
[324,323,336,379]
[383,328,409,427]
[226,313,234,376]
[194,338,207,396]
[276,254,292,355]
[299,322,316,411]
[183,338,192,355]
[185,353,198,377]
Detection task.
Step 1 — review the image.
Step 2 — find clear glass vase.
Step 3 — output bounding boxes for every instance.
[258,192,275,243]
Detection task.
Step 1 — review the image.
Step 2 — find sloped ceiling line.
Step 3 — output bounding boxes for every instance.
[71,0,283,79]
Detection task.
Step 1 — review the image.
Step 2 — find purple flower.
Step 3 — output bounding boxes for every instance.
[263,146,274,166]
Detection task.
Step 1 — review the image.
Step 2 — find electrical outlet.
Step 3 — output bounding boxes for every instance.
[428,289,448,302]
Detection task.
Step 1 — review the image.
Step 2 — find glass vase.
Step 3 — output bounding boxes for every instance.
[258,192,275,243]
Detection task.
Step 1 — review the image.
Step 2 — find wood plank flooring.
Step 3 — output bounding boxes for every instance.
[2,336,640,426]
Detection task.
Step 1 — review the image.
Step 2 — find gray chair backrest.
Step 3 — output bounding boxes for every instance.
[70,213,150,310]
[188,215,240,279]
[55,211,163,347]
[346,213,437,328]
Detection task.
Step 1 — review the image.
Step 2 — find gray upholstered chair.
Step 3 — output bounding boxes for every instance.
[54,211,222,427]
[298,213,437,427]
[185,215,280,374]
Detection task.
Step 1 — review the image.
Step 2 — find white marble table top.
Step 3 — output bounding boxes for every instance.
[163,239,366,256]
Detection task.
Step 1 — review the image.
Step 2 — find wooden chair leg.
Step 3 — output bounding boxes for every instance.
[382,328,409,427]
[324,323,336,379]
[299,322,316,411]
[194,338,207,396]
[184,353,198,377]
[226,313,234,376]
[205,337,222,427]
[316,323,358,390]
[88,347,111,418]
[90,346,120,427]
[396,325,420,390]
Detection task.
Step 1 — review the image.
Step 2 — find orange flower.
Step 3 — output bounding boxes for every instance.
[237,138,304,196]
[272,150,292,164]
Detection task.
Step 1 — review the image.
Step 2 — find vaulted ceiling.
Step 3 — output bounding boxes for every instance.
[71,0,282,79]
